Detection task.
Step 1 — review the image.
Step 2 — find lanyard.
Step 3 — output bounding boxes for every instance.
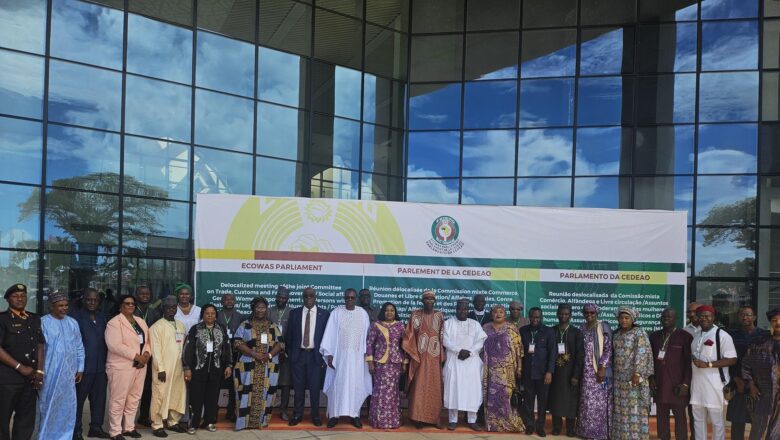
[558,325,569,343]
[223,313,232,328]
[207,326,214,341]
[661,328,676,352]
[531,330,538,344]
[168,319,177,332]
[276,307,287,325]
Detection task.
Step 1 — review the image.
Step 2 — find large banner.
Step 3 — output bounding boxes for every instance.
[195,195,687,331]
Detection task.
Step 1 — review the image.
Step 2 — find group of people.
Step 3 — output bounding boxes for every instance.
[2,282,780,440]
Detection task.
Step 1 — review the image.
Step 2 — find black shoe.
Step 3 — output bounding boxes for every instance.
[289,416,302,426]
[312,417,322,427]
[537,427,547,437]
[525,427,535,435]
[136,418,152,428]
[469,423,482,431]
[415,422,423,429]
[167,424,186,434]
[109,436,125,440]
[351,417,362,428]
[87,428,111,439]
[447,422,456,430]
[152,429,168,438]
[122,431,142,439]
[552,429,561,435]
[566,431,577,438]
[327,417,339,428]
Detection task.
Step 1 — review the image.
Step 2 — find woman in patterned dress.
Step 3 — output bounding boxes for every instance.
[576,303,612,440]
[610,306,653,440]
[233,296,284,430]
[481,305,525,432]
[365,302,407,429]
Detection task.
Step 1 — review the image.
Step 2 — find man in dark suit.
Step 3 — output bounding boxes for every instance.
[285,287,330,427]
[519,307,557,437]
[467,294,492,326]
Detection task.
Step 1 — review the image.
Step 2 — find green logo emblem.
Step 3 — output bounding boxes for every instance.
[427,216,464,254]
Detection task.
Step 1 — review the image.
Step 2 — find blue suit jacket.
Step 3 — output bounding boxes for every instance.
[285,305,329,366]
[519,323,557,381]
[72,307,108,374]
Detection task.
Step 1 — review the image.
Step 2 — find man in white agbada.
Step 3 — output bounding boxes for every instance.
[442,299,487,431]
[320,288,372,428]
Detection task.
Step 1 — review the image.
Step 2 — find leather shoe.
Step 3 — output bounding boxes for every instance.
[447,422,457,430]
[537,427,547,437]
[109,436,125,440]
[414,422,423,429]
[312,418,322,427]
[552,429,561,435]
[280,411,289,421]
[468,423,482,431]
[351,417,362,428]
[288,417,301,426]
[122,431,141,439]
[87,428,111,439]
[525,427,535,435]
[167,424,186,434]
[327,417,339,428]
[152,429,168,438]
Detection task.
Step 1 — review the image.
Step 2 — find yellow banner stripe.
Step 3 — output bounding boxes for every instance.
[196,249,255,260]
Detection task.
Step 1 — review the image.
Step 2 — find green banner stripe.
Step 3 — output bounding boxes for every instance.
[374,255,685,272]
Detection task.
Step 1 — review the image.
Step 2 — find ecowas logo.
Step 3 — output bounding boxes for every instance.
[426,216,464,254]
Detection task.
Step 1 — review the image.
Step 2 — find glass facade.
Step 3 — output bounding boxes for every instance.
[0,0,777,326]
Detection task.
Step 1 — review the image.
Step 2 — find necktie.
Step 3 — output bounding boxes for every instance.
[303,308,311,348]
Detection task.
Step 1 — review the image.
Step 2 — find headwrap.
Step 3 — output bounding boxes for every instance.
[582,303,600,313]
[696,304,717,315]
[557,303,572,312]
[456,298,470,305]
[174,283,192,295]
[48,290,68,304]
[276,285,289,295]
[617,306,639,322]
[422,290,435,299]
[4,283,26,299]
[162,296,178,306]
[767,308,780,321]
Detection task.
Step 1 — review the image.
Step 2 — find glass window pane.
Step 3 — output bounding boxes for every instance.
[464,81,516,129]
[0,50,44,119]
[697,124,757,174]
[127,14,192,84]
[636,23,697,73]
[761,124,780,173]
[759,177,780,225]
[519,78,574,127]
[0,251,38,311]
[365,25,407,80]
[310,166,358,199]
[367,0,408,31]
[45,253,117,313]
[407,131,460,178]
[575,127,632,176]
[194,89,253,153]
[467,0,519,31]
[0,117,41,184]
[362,124,403,175]
[522,0,576,28]
[521,29,576,78]
[313,9,362,70]
[123,197,189,257]
[635,74,696,124]
[409,83,461,130]
[48,60,121,131]
[699,72,758,122]
[764,73,780,122]
[410,35,463,82]
[194,147,253,195]
[363,75,405,128]
[411,0,463,33]
[124,136,190,201]
[258,47,307,108]
[465,32,518,80]
[696,281,753,328]
[257,102,307,161]
[122,257,189,300]
[517,128,573,177]
[581,0,636,25]
[516,177,571,207]
[195,30,254,97]
[129,0,193,27]
[462,130,515,177]
[51,0,123,70]
[0,0,46,54]
[462,178,514,205]
[634,176,693,225]
[0,184,39,249]
[43,188,118,253]
[197,0,255,42]
[635,125,694,174]
[580,27,634,75]
[311,115,361,170]
[125,75,191,142]
[311,62,361,120]
[318,0,363,19]
[695,229,755,278]
[763,20,780,70]
[46,125,120,190]
[406,178,459,204]
[696,175,756,225]
[255,157,303,197]
[702,21,758,71]
[701,0,757,19]
[577,77,634,126]
[757,281,780,329]
[573,177,631,208]
[639,0,698,21]
[361,173,402,201]
[258,0,311,57]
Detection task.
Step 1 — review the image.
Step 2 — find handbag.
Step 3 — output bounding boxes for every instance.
[722,380,736,401]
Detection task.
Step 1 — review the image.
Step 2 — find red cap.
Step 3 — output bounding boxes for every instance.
[697,304,716,315]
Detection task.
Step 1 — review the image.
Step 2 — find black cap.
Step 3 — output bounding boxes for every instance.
[4,284,27,299]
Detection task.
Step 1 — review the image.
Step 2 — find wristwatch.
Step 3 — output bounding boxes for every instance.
[708,361,712,368]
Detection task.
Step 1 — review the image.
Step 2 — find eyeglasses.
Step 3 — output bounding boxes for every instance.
[83,298,99,303]
[122,302,136,306]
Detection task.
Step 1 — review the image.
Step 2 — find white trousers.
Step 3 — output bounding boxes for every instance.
[448,409,476,423]
[692,404,725,440]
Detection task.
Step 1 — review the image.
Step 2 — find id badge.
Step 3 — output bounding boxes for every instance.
[658,350,666,360]
[558,343,566,355]
[528,343,535,354]
[175,333,183,343]
[227,329,233,339]
[261,333,269,344]
[138,334,144,345]
[206,341,214,353]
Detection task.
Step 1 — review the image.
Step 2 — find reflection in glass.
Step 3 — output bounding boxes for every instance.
[362,124,403,175]
[467,0,519,31]
[410,35,463,82]
[314,9,362,70]
[411,0,463,33]
[634,176,693,225]
[123,197,189,257]
[197,0,256,42]
[258,0,311,57]
[364,75,405,128]
[465,32,518,80]
[406,178,459,204]
[698,124,757,174]
[760,124,780,173]
[581,0,635,25]
[0,50,44,119]
[258,47,307,108]
[127,14,192,84]
[575,127,632,176]
[125,75,191,142]
[701,21,758,71]
[697,280,754,328]
[407,131,460,178]
[45,252,115,311]
[50,0,123,70]
[701,0,757,19]
[194,89,253,153]
[124,136,190,201]
[311,63,361,120]
[196,30,254,97]
[519,78,574,127]
[577,77,633,126]
[0,117,41,184]
[573,177,631,208]
[635,125,694,175]
[758,281,780,327]
[0,0,46,54]
[636,23,697,73]
[462,179,514,205]
[521,29,576,78]
[639,0,698,21]
[517,178,571,207]
[46,125,120,190]
[759,177,780,225]
[122,257,188,299]
[256,157,303,197]
[48,60,121,131]
[310,115,360,170]
[699,72,758,122]
[635,74,696,124]
[695,229,755,278]
[360,173,402,201]
[409,83,461,130]
[462,130,515,177]
[580,27,634,76]
[764,20,780,70]
[41,187,120,253]
[194,147,253,195]
[365,25,407,80]
[523,0,576,28]
[0,184,39,249]
[464,81,516,129]
[257,102,307,161]
[696,175,756,225]
[310,166,358,200]
[0,251,38,310]
[517,128,572,177]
